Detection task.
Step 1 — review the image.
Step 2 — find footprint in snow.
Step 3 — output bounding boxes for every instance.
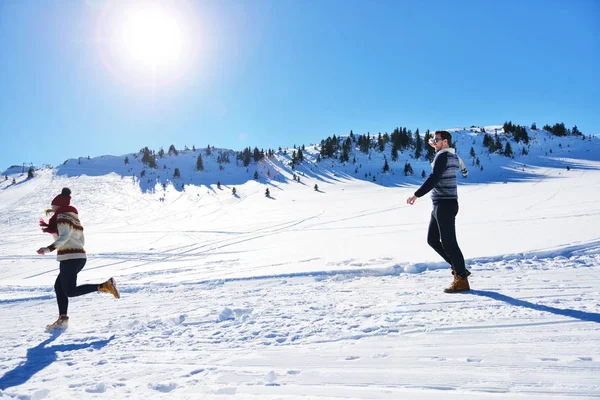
[85,383,106,393]
[149,382,177,393]
[217,308,235,322]
[264,371,280,386]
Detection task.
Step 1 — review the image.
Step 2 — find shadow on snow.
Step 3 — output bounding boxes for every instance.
[0,332,115,390]
[471,290,600,324]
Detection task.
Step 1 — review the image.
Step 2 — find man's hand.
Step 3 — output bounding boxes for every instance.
[36,248,45,255]
[406,195,417,205]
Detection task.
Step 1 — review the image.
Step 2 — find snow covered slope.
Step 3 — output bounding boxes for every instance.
[0,126,599,399]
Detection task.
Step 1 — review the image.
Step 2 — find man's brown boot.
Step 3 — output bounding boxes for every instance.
[444,276,470,293]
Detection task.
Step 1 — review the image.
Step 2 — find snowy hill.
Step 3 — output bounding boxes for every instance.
[4,125,597,194]
[0,125,599,399]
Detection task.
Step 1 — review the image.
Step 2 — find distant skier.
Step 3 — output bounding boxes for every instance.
[37,188,120,330]
[406,131,471,293]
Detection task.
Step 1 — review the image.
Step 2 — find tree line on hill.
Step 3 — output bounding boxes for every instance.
[113,120,590,182]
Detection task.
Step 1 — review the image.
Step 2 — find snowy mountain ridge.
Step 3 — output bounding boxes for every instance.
[3,125,598,194]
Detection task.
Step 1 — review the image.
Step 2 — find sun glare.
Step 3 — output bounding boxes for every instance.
[121,6,183,70]
[97,0,201,88]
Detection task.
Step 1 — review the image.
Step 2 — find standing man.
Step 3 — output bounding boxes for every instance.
[407,131,470,293]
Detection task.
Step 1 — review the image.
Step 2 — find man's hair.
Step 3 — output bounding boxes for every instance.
[435,130,452,144]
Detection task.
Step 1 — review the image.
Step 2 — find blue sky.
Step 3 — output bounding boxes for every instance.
[1,0,599,169]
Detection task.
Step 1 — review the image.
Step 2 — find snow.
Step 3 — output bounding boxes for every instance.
[0,127,599,399]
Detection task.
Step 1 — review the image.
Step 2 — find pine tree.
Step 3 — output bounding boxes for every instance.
[382,156,390,173]
[391,143,399,162]
[168,145,178,156]
[482,133,493,149]
[141,169,146,178]
[504,141,513,158]
[414,130,423,159]
[196,154,204,171]
[470,146,476,159]
[494,133,502,153]
[206,145,212,156]
[124,156,129,164]
[404,162,414,176]
[173,168,180,179]
[243,148,251,167]
[339,147,350,163]
[421,170,426,179]
[253,147,262,163]
[531,122,537,130]
[217,181,221,189]
[254,171,259,180]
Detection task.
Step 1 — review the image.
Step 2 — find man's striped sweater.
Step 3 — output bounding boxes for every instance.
[42,212,86,261]
[415,148,467,202]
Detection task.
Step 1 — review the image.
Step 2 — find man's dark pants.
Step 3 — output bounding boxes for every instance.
[427,199,467,277]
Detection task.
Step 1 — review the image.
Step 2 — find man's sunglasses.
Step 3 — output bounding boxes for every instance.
[429,137,444,143]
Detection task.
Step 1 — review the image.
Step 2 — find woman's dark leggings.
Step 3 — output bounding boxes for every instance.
[54,258,98,315]
[427,199,467,277]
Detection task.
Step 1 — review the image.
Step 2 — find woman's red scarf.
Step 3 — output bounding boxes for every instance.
[39,205,78,235]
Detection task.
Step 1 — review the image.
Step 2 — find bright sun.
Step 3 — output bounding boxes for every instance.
[120,5,184,70]
[97,0,201,87]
